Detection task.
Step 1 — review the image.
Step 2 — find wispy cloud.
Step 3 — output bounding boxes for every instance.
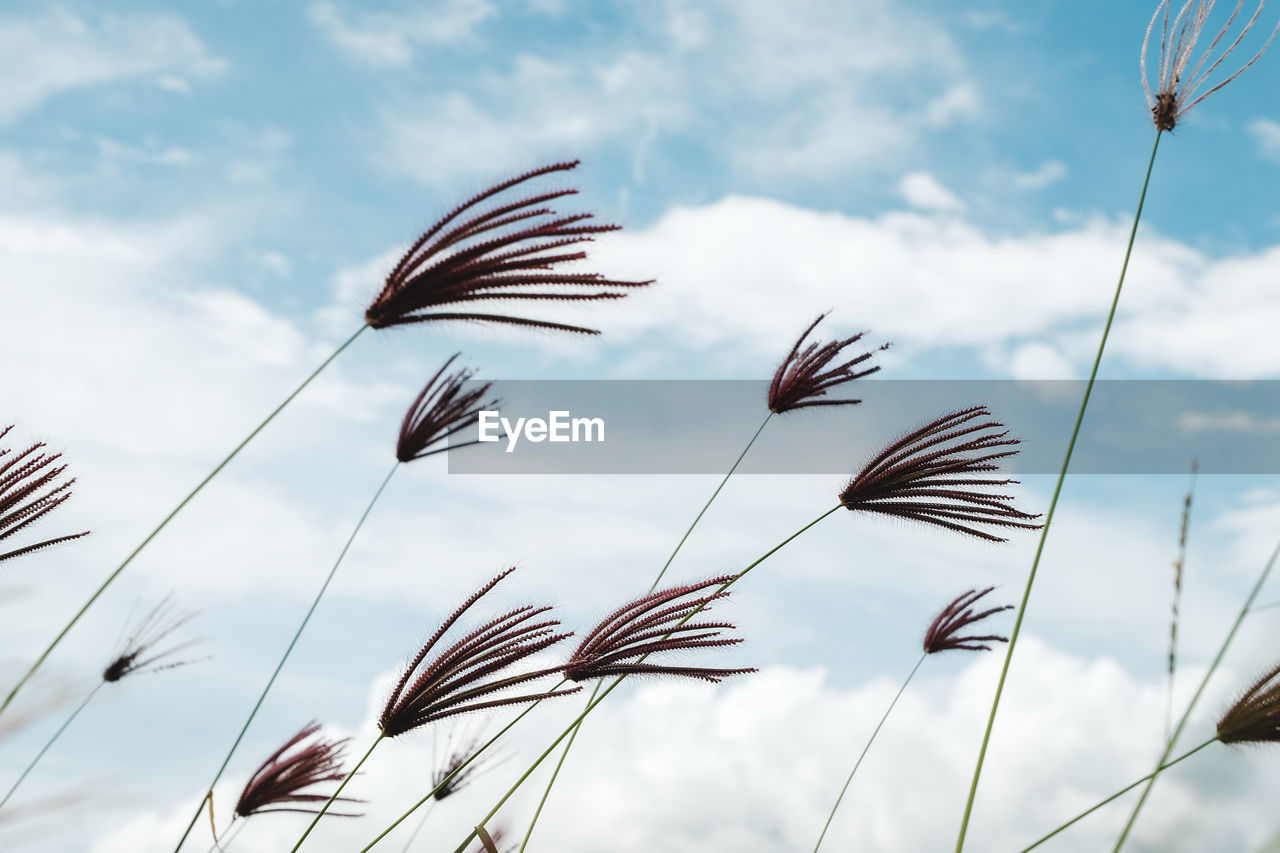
[0,8,223,123]
[1013,160,1068,190]
[899,172,965,212]
[307,0,496,67]
[1249,118,1280,161]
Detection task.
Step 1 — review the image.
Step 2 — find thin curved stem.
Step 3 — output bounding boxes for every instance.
[359,687,567,852]
[290,731,383,852]
[1019,737,1216,852]
[173,459,399,852]
[516,411,774,852]
[814,653,925,852]
[206,815,245,853]
[447,506,844,853]
[954,131,1162,852]
[1111,537,1280,850]
[397,798,438,853]
[0,324,369,722]
[0,682,104,811]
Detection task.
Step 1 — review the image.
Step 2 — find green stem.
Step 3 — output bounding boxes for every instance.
[172,459,399,852]
[0,324,369,722]
[1111,537,1280,850]
[359,687,566,852]
[291,731,383,852]
[813,653,925,852]
[397,798,437,853]
[1019,737,1216,852]
[0,682,104,811]
[447,506,844,853]
[954,131,1162,853]
[516,411,775,853]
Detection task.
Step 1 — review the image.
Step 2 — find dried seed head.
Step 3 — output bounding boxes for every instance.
[235,722,362,818]
[397,355,499,463]
[1218,659,1280,744]
[923,587,1013,654]
[838,406,1042,542]
[1142,1,1279,131]
[102,595,201,683]
[0,426,89,565]
[767,314,889,414]
[379,568,579,738]
[365,161,652,335]
[564,576,758,684]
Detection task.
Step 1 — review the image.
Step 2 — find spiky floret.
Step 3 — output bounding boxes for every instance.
[767,314,888,414]
[102,595,201,683]
[397,354,499,463]
[838,406,1043,543]
[365,161,652,335]
[235,722,362,818]
[378,568,578,738]
[564,576,757,684]
[1142,0,1279,131]
[923,587,1013,654]
[1218,658,1280,744]
[0,426,89,564]
[430,728,504,801]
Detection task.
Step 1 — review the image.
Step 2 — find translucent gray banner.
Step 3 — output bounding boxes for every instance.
[444,380,1280,475]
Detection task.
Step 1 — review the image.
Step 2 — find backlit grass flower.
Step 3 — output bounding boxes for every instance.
[564,576,757,684]
[365,161,652,335]
[0,426,88,565]
[397,355,499,463]
[378,568,578,738]
[235,723,362,818]
[1142,0,1279,131]
[923,587,1013,654]
[1217,658,1280,744]
[838,406,1042,542]
[767,314,888,414]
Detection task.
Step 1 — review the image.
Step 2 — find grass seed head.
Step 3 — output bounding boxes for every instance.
[365,161,652,335]
[838,406,1043,543]
[923,587,1014,654]
[767,314,889,414]
[397,354,499,463]
[1218,659,1280,744]
[235,722,362,818]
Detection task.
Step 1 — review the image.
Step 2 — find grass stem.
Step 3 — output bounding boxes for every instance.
[813,653,925,852]
[0,682,103,812]
[1110,537,1280,850]
[1019,737,1216,852]
[0,324,368,722]
[954,131,1162,852]
[290,731,383,852]
[516,411,774,852]
[172,459,398,851]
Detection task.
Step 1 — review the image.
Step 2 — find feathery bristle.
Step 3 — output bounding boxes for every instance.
[767,314,889,414]
[235,723,362,818]
[397,354,499,463]
[1218,658,1280,744]
[365,162,652,334]
[102,594,201,683]
[923,587,1013,654]
[0,426,89,564]
[1142,1,1279,131]
[838,406,1042,542]
[564,576,757,684]
[378,569,578,738]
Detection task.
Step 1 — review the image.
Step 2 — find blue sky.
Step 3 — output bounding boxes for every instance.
[3,2,1280,852]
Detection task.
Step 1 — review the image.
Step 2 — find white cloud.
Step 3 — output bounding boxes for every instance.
[307,1,496,67]
[88,642,1280,852]
[1014,160,1068,190]
[1179,411,1280,434]
[377,0,976,183]
[1249,118,1280,161]
[0,8,223,122]
[899,172,966,212]
[589,195,1280,378]
[1009,341,1075,379]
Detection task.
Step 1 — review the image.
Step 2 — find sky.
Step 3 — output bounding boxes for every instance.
[2,1,1280,851]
